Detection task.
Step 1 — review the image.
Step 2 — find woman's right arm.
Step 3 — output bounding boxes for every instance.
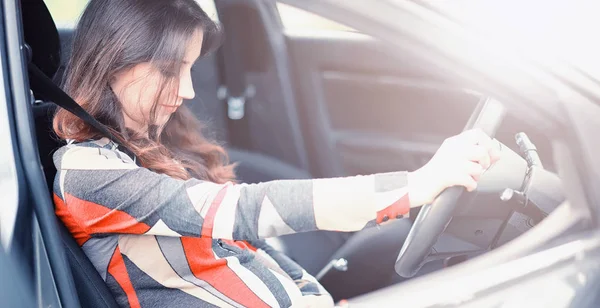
[55,129,499,244]
[54,143,412,243]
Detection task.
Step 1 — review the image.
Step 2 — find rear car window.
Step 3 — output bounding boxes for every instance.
[44,0,219,28]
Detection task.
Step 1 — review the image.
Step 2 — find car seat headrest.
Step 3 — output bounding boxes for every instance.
[21,0,61,79]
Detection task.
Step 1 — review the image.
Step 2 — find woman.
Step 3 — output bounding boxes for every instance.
[52,0,499,307]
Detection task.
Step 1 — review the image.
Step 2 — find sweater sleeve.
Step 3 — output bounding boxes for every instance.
[53,143,410,244]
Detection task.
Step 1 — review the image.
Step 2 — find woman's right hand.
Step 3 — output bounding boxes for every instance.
[407,129,501,207]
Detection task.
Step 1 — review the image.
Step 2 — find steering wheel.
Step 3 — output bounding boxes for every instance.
[395,97,507,278]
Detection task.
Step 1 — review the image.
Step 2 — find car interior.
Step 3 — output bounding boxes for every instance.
[20,0,563,306]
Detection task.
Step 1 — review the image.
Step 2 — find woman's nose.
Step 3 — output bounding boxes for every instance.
[178,73,195,100]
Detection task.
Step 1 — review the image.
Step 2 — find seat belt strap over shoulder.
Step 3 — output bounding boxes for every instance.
[27,63,124,147]
[28,62,142,162]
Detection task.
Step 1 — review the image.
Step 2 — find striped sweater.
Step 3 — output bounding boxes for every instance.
[53,138,411,307]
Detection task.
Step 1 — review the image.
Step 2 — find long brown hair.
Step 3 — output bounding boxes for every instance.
[53,0,235,183]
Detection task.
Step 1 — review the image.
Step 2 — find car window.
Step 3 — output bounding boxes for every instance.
[44,0,219,28]
[44,1,353,32]
[276,3,356,32]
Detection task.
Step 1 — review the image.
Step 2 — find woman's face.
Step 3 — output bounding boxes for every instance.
[110,29,203,132]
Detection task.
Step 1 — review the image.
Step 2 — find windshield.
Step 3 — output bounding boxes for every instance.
[386,0,600,82]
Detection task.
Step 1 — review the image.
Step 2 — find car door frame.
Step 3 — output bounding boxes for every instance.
[3,0,80,306]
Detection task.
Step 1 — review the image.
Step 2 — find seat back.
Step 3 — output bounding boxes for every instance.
[32,102,62,193]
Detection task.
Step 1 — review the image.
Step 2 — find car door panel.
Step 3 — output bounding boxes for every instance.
[286,33,479,177]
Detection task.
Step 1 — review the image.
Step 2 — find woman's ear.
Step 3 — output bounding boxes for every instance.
[109,67,136,100]
[108,70,122,93]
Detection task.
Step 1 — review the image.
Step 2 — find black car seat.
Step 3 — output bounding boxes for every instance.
[23,1,120,307]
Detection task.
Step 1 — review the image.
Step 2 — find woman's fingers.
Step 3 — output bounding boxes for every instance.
[410,129,502,206]
[462,128,500,165]
[465,144,491,169]
[472,128,501,164]
[464,160,484,182]
[451,161,481,192]
[458,129,499,191]
[457,173,478,192]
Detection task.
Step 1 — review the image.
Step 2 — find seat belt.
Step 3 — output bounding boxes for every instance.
[27,63,123,146]
[215,1,254,149]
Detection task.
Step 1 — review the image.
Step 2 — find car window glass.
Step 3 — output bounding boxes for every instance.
[44,0,219,29]
[276,2,357,32]
[44,1,355,32]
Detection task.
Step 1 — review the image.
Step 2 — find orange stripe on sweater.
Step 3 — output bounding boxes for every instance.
[54,193,91,246]
[376,193,410,224]
[108,247,141,308]
[180,237,270,308]
[64,193,151,235]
